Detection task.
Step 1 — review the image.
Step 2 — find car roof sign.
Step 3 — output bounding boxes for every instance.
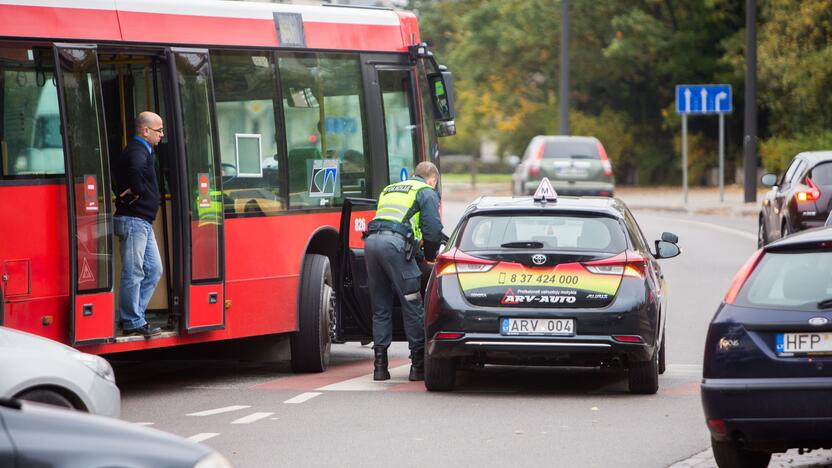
[533,177,558,203]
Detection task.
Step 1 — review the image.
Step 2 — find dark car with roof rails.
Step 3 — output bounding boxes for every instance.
[758,150,832,246]
[702,227,832,468]
[421,179,681,394]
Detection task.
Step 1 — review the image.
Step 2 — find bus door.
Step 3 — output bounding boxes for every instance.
[167,49,226,333]
[335,57,422,343]
[53,44,115,345]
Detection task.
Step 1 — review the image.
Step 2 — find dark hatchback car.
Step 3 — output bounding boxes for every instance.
[758,151,832,247]
[422,187,680,393]
[702,228,832,467]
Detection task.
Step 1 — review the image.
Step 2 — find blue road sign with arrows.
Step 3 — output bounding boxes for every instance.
[676,84,732,114]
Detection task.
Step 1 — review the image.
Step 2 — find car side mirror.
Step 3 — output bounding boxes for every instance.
[761,173,778,187]
[661,232,678,244]
[654,240,680,259]
[508,155,521,167]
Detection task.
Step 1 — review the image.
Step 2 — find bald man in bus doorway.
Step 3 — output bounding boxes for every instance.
[113,112,164,337]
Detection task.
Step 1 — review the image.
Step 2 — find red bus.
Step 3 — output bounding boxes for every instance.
[0,0,455,371]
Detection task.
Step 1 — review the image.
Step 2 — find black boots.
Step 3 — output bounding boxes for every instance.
[373,347,390,381]
[409,349,424,381]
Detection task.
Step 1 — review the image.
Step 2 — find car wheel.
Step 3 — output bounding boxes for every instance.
[781,220,790,239]
[291,254,333,373]
[628,349,659,394]
[424,355,456,391]
[757,219,767,248]
[658,331,667,375]
[711,437,771,468]
[16,389,76,410]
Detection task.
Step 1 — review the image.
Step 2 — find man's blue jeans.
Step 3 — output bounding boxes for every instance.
[114,216,163,330]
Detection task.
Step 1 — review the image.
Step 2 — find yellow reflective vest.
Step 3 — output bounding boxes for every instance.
[373,179,432,241]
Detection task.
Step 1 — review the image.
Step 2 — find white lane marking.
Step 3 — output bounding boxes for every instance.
[187,405,250,417]
[283,392,322,404]
[659,217,757,242]
[133,422,154,426]
[665,364,703,376]
[187,433,220,443]
[231,412,274,424]
[316,365,411,391]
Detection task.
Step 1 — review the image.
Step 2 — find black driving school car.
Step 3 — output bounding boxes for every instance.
[422,179,681,393]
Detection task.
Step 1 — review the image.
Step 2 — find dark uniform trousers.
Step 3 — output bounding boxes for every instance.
[365,231,425,352]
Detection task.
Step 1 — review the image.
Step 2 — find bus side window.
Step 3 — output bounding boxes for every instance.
[211,50,284,217]
[279,52,370,209]
[0,45,65,178]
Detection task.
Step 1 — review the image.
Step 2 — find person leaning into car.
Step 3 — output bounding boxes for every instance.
[112,112,164,337]
[364,161,444,382]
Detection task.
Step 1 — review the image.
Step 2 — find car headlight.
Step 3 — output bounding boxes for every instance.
[194,452,234,468]
[72,352,116,384]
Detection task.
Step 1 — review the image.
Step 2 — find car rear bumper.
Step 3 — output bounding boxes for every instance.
[702,377,832,449]
[427,332,653,366]
[523,179,614,197]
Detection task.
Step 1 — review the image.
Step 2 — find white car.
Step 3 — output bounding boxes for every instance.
[0,326,120,417]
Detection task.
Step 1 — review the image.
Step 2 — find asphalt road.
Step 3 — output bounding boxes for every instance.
[116,201,765,468]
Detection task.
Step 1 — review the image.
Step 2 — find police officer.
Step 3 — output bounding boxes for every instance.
[365,161,443,381]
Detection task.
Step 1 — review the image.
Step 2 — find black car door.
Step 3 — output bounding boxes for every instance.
[337,199,411,343]
[774,158,804,236]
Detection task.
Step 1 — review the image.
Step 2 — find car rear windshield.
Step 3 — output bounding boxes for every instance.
[542,140,599,160]
[809,162,832,185]
[459,214,626,253]
[736,251,832,310]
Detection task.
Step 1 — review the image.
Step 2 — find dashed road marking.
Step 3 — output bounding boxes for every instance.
[316,365,411,391]
[664,217,757,242]
[187,433,220,443]
[231,412,274,424]
[187,405,251,416]
[284,392,322,404]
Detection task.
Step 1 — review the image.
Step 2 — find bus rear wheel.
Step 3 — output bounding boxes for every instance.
[291,254,333,373]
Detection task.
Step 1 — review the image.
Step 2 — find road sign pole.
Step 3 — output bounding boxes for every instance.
[682,114,688,204]
[719,113,725,203]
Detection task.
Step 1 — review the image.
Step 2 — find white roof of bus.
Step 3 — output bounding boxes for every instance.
[0,0,401,25]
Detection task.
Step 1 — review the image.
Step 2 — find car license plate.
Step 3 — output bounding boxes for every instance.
[556,167,588,178]
[776,332,832,354]
[501,318,574,336]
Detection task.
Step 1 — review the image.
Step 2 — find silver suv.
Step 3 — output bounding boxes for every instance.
[512,135,615,197]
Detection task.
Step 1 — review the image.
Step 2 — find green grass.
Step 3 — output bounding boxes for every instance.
[442,172,513,183]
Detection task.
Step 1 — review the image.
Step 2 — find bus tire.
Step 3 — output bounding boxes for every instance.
[291,254,333,373]
[17,388,76,410]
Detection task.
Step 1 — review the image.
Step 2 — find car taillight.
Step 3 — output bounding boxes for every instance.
[612,335,643,343]
[597,142,613,177]
[796,177,820,202]
[583,251,646,278]
[435,250,495,277]
[724,249,764,304]
[528,143,545,177]
[435,332,465,340]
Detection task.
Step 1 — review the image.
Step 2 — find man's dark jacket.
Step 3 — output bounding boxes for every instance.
[113,138,160,223]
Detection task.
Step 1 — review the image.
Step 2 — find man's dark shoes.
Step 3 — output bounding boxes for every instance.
[123,324,162,338]
[373,347,390,381]
[409,349,425,381]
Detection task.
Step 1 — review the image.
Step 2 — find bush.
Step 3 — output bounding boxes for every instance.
[760,132,832,173]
